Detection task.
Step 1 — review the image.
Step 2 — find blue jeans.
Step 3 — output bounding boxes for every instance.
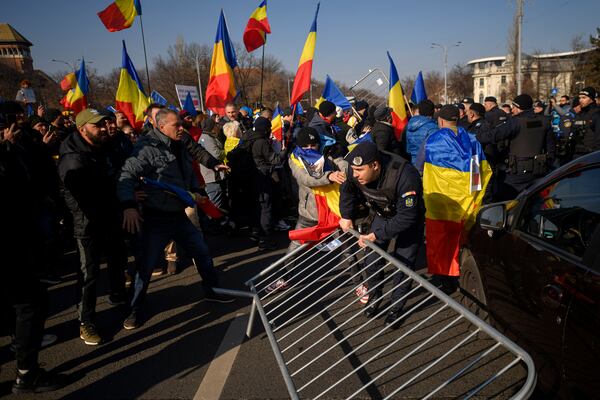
[131,211,218,311]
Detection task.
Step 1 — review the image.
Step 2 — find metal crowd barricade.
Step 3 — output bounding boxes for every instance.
[349,68,390,108]
[218,229,537,399]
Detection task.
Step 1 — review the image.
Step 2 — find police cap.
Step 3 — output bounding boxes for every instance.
[345,141,380,167]
[461,97,474,104]
[437,105,460,122]
[484,96,497,103]
[579,87,597,99]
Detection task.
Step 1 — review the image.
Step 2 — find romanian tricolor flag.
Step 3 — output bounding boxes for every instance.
[289,3,320,106]
[60,72,77,92]
[60,59,89,115]
[98,0,141,32]
[288,147,341,243]
[243,0,271,53]
[387,52,408,141]
[271,104,283,141]
[115,41,149,131]
[315,75,352,111]
[206,10,238,116]
[423,127,492,277]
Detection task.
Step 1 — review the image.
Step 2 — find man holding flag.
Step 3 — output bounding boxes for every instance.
[118,109,234,330]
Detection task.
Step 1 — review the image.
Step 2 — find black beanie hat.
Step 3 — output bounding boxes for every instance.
[579,87,597,99]
[470,103,486,116]
[253,116,271,133]
[296,127,320,147]
[512,94,533,110]
[318,101,336,117]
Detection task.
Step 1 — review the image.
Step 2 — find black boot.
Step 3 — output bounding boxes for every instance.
[12,367,67,394]
[363,293,381,318]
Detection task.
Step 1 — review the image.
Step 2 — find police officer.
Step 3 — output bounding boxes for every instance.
[458,97,474,129]
[338,141,424,328]
[483,96,508,127]
[573,87,600,158]
[467,103,500,202]
[554,97,580,166]
[492,94,555,199]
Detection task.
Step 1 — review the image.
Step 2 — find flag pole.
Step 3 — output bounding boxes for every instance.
[138,14,151,93]
[260,38,266,107]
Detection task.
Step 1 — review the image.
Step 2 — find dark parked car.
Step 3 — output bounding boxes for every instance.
[460,151,600,399]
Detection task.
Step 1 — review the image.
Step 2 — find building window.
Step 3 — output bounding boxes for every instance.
[479,62,486,69]
[479,78,484,88]
[479,93,484,103]
[501,75,507,84]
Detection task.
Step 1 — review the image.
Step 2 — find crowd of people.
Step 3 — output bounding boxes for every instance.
[1,79,599,393]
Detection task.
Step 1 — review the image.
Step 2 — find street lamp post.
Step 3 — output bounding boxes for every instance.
[431,42,461,104]
[287,78,292,105]
[194,53,205,113]
[51,58,93,73]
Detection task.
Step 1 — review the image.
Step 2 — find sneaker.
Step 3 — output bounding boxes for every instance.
[12,367,67,394]
[274,219,291,231]
[108,293,127,306]
[123,311,139,330]
[204,291,236,303]
[265,279,289,294]
[10,334,57,352]
[167,261,178,275]
[258,239,277,251]
[356,284,370,304]
[151,268,165,277]
[79,323,102,345]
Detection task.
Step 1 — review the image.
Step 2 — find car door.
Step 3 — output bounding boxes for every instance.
[512,166,600,396]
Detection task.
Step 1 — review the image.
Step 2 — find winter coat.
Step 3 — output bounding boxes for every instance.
[199,133,225,183]
[117,127,203,213]
[58,131,123,238]
[371,121,401,154]
[405,115,438,164]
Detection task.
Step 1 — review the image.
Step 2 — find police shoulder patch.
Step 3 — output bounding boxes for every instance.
[564,120,572,128]
[405,197,415,208]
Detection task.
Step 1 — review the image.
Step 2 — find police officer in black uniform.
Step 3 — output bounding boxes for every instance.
[483,96,508,127]
[554,96,580,166]
[491,94,555,200]
[573,87,600,158]
[458,97,474,129]
[339,141,424,328]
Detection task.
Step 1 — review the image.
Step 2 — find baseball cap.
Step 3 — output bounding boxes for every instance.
[76,109,108,128]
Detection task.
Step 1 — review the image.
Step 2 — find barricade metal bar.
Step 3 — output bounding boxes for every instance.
[298,299,446,394]
[422,342,503,400]
[246,242,310,286]
[242,228,537,399]
[272,252,383,335]
[276,258,389,339]
[288,282,423,371]
[259,232,355,300]
[381,328,482,400]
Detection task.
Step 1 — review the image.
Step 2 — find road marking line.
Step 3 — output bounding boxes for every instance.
[194,313,248,400]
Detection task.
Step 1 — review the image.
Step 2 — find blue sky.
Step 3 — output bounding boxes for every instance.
[3,0,599,85]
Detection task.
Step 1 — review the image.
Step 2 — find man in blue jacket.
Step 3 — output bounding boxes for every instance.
[403,100,438,165]
[118,109,233,330]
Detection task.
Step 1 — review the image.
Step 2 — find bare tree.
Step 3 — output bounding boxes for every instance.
[448,64,473,102]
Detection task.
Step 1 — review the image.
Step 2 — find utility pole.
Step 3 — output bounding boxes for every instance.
[194,53,205,113]
[431,42,461,104]
[516,0,524,94]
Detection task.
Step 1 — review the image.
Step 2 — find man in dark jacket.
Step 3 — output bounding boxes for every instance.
[483,96,508,127]
[574,87,600,158]
[58,109,128,345]
[118,109,233,329]
[308,101,347,158]
[245,116,287,250]
[371,105,401,155]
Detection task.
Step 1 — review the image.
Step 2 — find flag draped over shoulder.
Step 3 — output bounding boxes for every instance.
[411,71,427,104]
[271,104,283,141]
[115,41,149,131]
[61,59,89,115]
[289,3,319,106]
[206,11,237,116]
[288,147,341,243]
[243,0,271,53]
[98,0,141,32]
[387,52,408,141]
[315,75,352,110]
[423,127,492,277]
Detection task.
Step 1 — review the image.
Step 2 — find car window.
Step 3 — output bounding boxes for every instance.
[518,167,600,259]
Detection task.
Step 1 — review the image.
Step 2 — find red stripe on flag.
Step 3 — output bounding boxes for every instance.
[243,18,269,52]
[97,2,130,32]
[425,218,464,277]
[288,193,339,243]
[290,60,313,106]
[205,73,234,117]
[115,100,142,130]
[391,111,408,141]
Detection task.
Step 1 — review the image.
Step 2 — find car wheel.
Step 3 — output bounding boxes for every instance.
[459,249,489,324]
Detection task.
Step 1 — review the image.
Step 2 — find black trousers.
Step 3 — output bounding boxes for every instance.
[75,230,127,324]
[256,172,274,238]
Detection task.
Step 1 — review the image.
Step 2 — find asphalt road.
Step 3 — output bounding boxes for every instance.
[0,230,534,399]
